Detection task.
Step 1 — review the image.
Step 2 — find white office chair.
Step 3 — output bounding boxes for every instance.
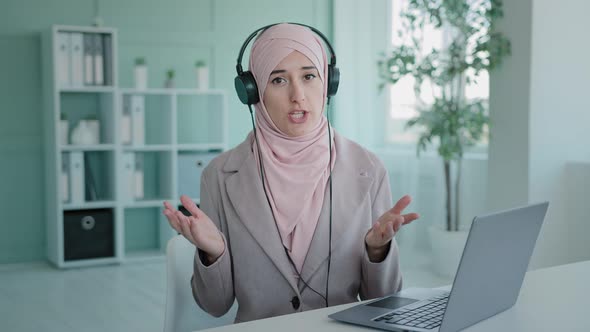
[164,235,237,332]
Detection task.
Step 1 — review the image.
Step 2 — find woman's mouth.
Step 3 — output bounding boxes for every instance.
[288,111,308,124]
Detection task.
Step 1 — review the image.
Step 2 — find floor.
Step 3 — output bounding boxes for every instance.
[0,250,450,332]
[0,259,167,332]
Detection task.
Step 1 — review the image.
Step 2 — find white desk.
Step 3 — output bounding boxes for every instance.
[201,260,590,332]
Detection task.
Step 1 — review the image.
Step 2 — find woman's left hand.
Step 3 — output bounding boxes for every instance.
[365,195,420,258]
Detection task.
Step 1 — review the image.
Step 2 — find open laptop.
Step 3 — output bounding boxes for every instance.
[329,202,549,332]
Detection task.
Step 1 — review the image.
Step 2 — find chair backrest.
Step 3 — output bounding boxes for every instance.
[164,235,237,332]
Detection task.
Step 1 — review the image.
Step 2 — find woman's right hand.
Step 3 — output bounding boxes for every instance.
[163,195,225,263]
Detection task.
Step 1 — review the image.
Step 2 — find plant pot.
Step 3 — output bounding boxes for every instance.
[134,65,148,90]
[164,78,175,88]
[428,225,469,279]
[195,66,209,90]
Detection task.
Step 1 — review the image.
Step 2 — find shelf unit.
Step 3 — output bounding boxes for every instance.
[42,25,228,268]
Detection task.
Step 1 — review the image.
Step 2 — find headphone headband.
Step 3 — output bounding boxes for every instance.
[235,22,337,75]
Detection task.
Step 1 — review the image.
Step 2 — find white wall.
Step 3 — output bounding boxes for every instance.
[332,0,389,148]
[564,162,590,263]
[487,0,533,211]
[528,0,590,268]
[489,0,590,269]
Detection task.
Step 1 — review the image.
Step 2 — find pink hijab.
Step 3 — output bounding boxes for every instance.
[249,23,336,273]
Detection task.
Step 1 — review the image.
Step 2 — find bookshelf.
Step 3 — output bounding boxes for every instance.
[42,25,228,268]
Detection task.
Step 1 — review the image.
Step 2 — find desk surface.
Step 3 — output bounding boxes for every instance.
[201,260,590,332]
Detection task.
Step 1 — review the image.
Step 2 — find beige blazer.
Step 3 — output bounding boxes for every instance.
[191,132,402,323]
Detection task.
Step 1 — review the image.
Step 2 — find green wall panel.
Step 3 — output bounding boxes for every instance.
[0,35,45,263]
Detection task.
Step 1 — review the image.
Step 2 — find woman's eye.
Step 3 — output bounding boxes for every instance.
[304,73,316,80]
[271,77,286,84]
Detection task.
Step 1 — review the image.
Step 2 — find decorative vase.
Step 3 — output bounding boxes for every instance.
[134,65,148,90]
[195,66,209,90]
[428,225,469,279]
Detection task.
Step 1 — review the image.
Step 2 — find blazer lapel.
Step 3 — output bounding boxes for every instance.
[299,134,374,284]
[224,145,299,294]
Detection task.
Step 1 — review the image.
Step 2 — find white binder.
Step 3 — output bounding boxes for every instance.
[69,152,85,204]
[56,32,71,87]
[70,33,84,86]
[131,95,145,145]
[83,33,94,85]
[134,154,144,199]
[102,34,113,85]
[61,157,69,203]
[121,113,132,145]
[122,152,135,201]
[93,34,104,85]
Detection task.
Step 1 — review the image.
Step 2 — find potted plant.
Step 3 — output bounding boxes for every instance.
[195,60,209,90]
[165,69,175,88]
[134,56,148,90]
[378,0,511,277]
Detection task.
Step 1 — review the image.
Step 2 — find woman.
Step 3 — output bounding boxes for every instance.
[163,23,419,323]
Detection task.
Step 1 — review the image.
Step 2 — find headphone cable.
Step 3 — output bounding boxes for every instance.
[248,105,329,306]
[326,97,333,308]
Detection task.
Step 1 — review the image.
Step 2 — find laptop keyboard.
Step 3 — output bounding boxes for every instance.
[373,293,449,330]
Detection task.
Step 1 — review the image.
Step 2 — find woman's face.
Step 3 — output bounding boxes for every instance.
[262,51,324,137]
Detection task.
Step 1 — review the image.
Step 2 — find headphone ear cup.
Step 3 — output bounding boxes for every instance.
[234,71,260,105]
[327,65,340,97]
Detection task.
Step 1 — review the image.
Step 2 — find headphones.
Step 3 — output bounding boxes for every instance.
[235,23,336,309]
[234,22,340,105]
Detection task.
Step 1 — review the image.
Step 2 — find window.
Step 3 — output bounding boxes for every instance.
[386,0,490,149]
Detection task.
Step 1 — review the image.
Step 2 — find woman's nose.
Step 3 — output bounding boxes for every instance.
[290,80,305,103]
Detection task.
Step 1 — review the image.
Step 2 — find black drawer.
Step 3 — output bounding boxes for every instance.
[63,208,114,261]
